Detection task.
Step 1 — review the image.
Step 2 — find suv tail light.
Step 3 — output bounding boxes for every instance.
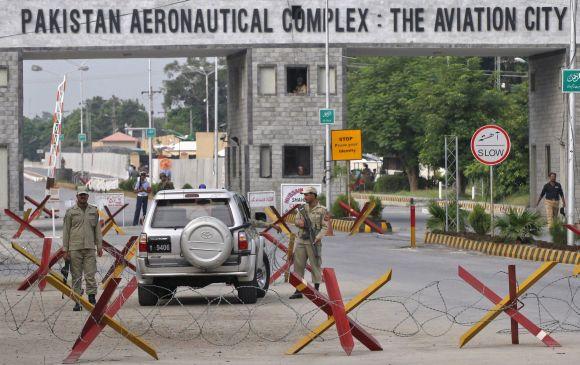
[238,231,248,251]
[139,233,148,255]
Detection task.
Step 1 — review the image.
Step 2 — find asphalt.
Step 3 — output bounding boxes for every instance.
[0,180,576,364]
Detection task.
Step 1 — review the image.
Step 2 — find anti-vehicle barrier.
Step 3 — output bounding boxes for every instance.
[284,212,391,233]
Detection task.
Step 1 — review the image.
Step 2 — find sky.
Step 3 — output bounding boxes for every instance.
[23,58,185,118]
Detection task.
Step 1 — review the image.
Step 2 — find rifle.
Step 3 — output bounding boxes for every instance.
[298,205,321,258]
[60,258,70,299]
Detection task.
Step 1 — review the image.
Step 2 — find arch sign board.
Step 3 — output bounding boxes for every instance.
[0,1,573,52]
[470,125,511,166]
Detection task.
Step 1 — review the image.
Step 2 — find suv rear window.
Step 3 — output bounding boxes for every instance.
[151,199,234,228]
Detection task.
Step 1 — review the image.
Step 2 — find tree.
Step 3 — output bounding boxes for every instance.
[60,96,148,147]
[23,113,53,161]
[464,81,529,199]
[348,56,510,192]
[348,57,425,190]
[414,57,506,192]
[162,57,227,135]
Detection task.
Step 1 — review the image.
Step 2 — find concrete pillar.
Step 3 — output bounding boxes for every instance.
[529,50,580,216]
[0,52,23,215]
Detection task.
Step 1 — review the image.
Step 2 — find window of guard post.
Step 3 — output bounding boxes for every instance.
[283,145,311,177]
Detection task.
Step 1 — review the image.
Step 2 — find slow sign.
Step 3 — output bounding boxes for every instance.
[470,125,511,166]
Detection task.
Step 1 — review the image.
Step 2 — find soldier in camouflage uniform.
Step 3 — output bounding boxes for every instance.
[289,186,328,299]
[63,186,103,311]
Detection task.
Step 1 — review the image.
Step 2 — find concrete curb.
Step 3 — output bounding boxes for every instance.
[424,232,580,265]
[352,193,526,214]
[284,213,392,233]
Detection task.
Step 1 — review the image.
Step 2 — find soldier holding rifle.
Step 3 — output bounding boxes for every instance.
[289,187,328,299]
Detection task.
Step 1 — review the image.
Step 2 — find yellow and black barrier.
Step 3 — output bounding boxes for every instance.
[425,232,580,265]
[284,213,392,234]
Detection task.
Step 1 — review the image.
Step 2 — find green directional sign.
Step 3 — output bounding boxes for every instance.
[77,133,87,142]
[319,108,335,125]
[59,134,64,141]
[146,128,156,138]
[562,69,580,93]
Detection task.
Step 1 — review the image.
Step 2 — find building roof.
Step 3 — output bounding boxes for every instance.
[99,132,138,143]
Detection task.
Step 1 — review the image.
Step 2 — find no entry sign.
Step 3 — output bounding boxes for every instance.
[470,125,511,166]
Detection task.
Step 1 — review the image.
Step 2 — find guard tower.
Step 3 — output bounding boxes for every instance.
[226,47,346,205]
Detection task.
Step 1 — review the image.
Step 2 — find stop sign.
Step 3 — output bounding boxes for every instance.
[470,125,511,166]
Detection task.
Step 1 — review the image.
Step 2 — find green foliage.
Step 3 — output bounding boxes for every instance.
[118,178,137,192]
[426,200,468,232]
[348,56,527,194]
[373,174,409,193]
[549,217,568,246]
[426,200,446,232]
[317,193,326,208]
[495,208,544,242]
[331,194,360,219]
[151,183,161,195]
[182,183,193,189]
[367,195,383,220]
[23,113,53,161]
[162,57,228,134]
[60,96,148,148]
[468,204,491,236]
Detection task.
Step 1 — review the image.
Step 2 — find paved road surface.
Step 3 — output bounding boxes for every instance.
[0,180,574,364]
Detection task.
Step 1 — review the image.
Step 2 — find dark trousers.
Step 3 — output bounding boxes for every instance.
[133,196,148,225]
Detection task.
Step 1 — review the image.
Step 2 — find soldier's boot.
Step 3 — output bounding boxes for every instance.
[73,303,82,312]
[314,283,320,291]
[289,290,303,299]
[88,294,96,305]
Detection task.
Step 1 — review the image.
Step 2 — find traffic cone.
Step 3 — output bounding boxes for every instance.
[326,215,334,236]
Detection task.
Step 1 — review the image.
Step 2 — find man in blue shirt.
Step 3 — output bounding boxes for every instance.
[133,171,152,225]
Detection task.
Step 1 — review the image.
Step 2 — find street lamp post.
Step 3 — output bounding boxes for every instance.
[185,64,215,133]
[214,57,219,188]
[567,0,577,246]
[324,0,332,211]
[77,65,89,180]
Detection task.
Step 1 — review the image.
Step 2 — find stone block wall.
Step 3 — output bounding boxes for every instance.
[0,52,23,214]
[529,50,580,215]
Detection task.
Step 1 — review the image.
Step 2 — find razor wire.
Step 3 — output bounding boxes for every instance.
[0,232,579,361]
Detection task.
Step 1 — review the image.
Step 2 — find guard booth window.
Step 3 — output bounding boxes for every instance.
[283,145,311,177]
[260,145,272,178]
[286,66,308,95]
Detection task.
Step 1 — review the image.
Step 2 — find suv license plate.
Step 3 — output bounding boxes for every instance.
[148,237,172,253]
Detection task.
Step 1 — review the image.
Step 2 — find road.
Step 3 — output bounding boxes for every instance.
[0,180,576,364]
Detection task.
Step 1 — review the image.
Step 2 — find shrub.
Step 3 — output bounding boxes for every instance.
[495,208,544,243]
[118,177,136,192]
[182,183,193,189]
[151,182,161,195]
[317,193,326,208]
[468,204,491,236]
[331,194,360,218]
[549,217,567,246]
[373,174,409,193]
[426,200,446,232]
[368,195,383,220]
[426,200,468,232]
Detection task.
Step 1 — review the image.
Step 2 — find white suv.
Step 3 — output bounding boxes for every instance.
[136,189,270,305]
